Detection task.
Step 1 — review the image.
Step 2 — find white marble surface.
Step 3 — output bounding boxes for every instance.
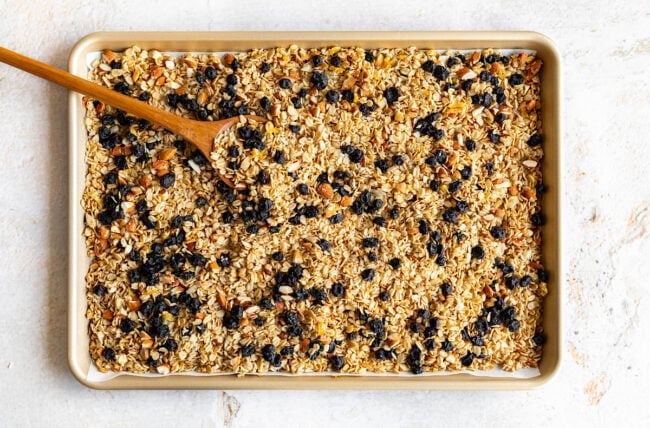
[0,0,649,426]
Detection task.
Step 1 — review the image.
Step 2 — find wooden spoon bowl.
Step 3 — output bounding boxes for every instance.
[0,46,266,158]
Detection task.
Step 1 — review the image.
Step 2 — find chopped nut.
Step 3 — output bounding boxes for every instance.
[316,182,334,199]
[340,196,353,207]
[158,148,177,161]
[457,67,477,80]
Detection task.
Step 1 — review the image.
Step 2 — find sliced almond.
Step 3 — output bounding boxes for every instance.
[128,298,141,311]
[102,49,116,63]
[222,53,235,66]
[217,293,227,308]
[197,90,209,105]
[341,76,357,90]
[183,57,198,68]
[158,148,177,161]
[317,182,334,199]
[152,160,168,171]
[293,249,304,264]
[279,285,293,295]
[94,239,108,256]
[523,159,538,168]
[150,66,164,79]
[522,186,535,199]
[526,99,536,111]
[340,195,353,207]
[483,285,494,298]
[126,217,137,232]
[529,59,542,76]
[457,67,477,80]
[324,205,337,218]
[156,364,170,374]
[139,175,152,188]
[98,227,110,240]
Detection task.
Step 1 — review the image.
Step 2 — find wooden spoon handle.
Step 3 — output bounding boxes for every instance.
[0,46,190,137]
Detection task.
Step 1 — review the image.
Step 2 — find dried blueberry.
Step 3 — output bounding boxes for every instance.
[533,333,546,346]
[441,282,453,296]
[204,66,217,81]
[317,239,331,252]
[217,253,231,268]
[527,134,543,147]
[361,268,375,282]
[421,60,435,73]
[448,180,462,193]
[312,55,323,67]
[273,150,287,164]
[241,344,255,357]
[341,89,354,102]
[261,344,276,362]
[505,276,520,290]
[259,96,271,111]
[330,355,344,371]
[471,245,485,260]
[509,73,524,86]
[487,130,501,143]
[325,89,340,103]
[374,159,389,173]
[362,237,379,248]
[383,87,401,105]
[159,172,175,189]
[531,212,546,226]
[92,283,107,297]
[311,71,328,90]
[490,226,507,239]
[373,216,387,227]
[507,319,521,332]
[102,348,116,361]
[391,154,404,166]
[330,282,345,297]
[119,318,135,333]
[460,166,472,180]
[283,311,299,326]
[433,65,449,80]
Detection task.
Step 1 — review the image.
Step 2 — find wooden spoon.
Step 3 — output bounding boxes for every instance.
[0,46,266,158]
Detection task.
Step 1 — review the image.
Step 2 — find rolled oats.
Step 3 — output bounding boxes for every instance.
[83,45,547,375]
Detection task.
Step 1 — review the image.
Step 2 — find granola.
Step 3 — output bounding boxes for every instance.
[82,45,547,375]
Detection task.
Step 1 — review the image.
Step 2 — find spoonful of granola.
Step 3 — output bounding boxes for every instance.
[0,46,266,158]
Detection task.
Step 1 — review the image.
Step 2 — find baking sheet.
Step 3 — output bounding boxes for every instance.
[69,32,562,389]
[82,46,541,383]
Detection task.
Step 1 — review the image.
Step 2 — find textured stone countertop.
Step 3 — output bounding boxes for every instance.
[0,0,648,426]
